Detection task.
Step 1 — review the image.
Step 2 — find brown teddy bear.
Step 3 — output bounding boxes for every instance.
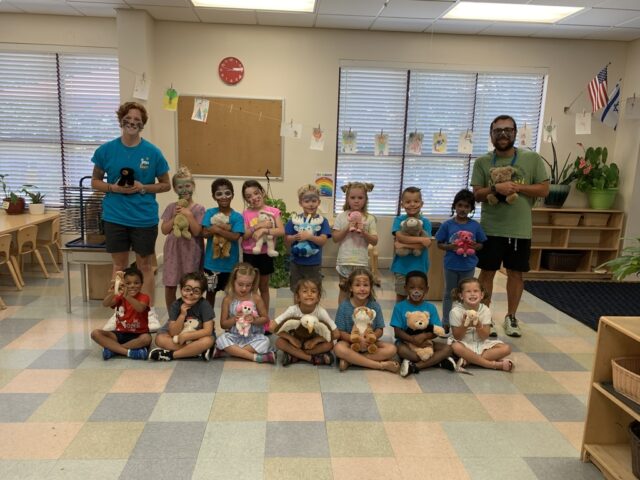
[405,311,445,361]
[211,212,232,259]
[173,198,192,239]
[396,217,426,256]
[463,309,479,327]
[350,306,378,354]
[486,166,518,205]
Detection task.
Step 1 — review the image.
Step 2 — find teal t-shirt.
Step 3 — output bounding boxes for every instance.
[471,149,548,239]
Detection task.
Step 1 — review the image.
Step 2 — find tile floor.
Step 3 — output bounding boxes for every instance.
[0,265,604,479]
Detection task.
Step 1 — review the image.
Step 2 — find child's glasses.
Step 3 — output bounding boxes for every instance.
[214,190,233,199]
[181,286,203,295]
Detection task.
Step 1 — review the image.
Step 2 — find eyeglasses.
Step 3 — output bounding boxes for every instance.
[214,190,233,199]
[181,286,203,295]
[491,127,516,136]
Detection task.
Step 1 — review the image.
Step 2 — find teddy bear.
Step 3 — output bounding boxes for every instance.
[350,306,378,354]
[252,211,279,257]
[463,309,479,327]
[117,167,135,187]
[453,230,475,257]
[113,270,125,295]
[235,300,258,337]
[211,212,231,259]
[396,217,425,256]
[172,198,192,239]
[173,318,199,344]
[347,211,364,233]
[290,213,324,258]
[404,311,446,361]
[486,166,518,205]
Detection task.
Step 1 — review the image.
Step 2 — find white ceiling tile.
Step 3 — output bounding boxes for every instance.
[318,0,385,16]
[69,2,125,16]
[380,0,453,19]
[430,19,491,34]
[584,27,640,40]
[132,5,199,21]
[479,21,548,36]
[70,0,127,4]
[559,7,637,26]
[618,16,640,28]
[0,2,26,13]
[529,0,601,6]
[530,24,607,38]
[371,17,433,32]
[316,14,375,29]
[9,0,82,15]
[125,0,189,5]
[257,11,315,27]
[594,0,640,9]
[194,7,256,24]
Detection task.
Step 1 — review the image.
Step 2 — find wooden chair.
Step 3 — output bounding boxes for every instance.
[13,225,49,280]
[0,233,23,290]
[37,217,62,273]
[368,244,382,287]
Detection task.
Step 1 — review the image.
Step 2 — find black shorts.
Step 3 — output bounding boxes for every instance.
[204,269,231,293]
[115,331,143,344]
[243,253,275,275]
[104,221,157,256]
[476,236,531,272]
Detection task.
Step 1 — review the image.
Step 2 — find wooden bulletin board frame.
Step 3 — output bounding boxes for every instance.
[176,95,283,178]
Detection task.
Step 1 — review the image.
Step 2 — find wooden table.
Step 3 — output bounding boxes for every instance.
[0,211,59,236]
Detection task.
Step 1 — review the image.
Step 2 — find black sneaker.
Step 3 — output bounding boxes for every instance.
[489,321,498,338]
[400,359,419,377]
[439,356,457,371]
[201,347,214,362]
[148,348,173,361]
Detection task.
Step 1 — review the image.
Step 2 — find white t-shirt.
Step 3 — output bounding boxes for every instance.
[333,211,377,267]
[449,302,492,345]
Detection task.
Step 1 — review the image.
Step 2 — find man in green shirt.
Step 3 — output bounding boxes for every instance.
[471,115,549,337]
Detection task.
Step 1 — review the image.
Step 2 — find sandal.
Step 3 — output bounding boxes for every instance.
[381,360,400,373]
[501,359,515,372]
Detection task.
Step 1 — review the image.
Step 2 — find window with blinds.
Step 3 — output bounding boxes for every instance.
[335,67,546,216]
[0,52,120,207]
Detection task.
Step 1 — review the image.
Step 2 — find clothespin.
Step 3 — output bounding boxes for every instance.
[633,93,636,107]
[438,128,442,136]
[229,104,233,113]
[258,112,262,121]
[290,118,293,127]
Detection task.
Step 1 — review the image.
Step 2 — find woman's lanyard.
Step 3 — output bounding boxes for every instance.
[492,148,518,167]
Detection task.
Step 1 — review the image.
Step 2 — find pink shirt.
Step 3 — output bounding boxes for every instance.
[242,206,281,254]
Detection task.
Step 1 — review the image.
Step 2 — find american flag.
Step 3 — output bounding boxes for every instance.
[587,65,609,112]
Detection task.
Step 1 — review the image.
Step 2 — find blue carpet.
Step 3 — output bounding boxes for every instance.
[524,280,640,331]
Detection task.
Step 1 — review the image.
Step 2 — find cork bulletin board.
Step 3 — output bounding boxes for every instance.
[177,95,283,178]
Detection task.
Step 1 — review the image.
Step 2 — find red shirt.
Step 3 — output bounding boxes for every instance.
[113,292,150,334]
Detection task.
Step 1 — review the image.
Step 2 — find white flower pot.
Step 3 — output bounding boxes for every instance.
[29,203,45,215]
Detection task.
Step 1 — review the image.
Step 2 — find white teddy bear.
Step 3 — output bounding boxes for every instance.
[252,211,279,257]
[173,318,200,344]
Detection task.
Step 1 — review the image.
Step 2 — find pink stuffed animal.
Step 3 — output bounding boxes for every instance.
[348,211,364,233]
[235,300,258,337]
[454,230,475,257]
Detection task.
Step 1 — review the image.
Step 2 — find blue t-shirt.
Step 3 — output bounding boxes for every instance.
[92,137,170,227]
[202,208,244,273]
[390,299,442,333]
[335,299,385,332]
[390,214,433,275]
[285,213,332,266]
[435,218,487,272]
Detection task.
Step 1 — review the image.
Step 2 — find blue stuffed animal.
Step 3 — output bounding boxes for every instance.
[291,213,324,258]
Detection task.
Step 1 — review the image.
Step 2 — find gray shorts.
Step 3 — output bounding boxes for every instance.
[289,262,322,292]
[103,221,157,256]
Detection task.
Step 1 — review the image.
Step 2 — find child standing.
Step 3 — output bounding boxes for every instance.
[449,278,514,371]
[271,278,338,366]
[91,266,151,360]
[333,268,399,373]
[391,271,456,377]
[284,184,332,292]
[202,178,244,310]
[390,186,432,302]
[435,189,487,329]
[216,262,275,363]
[160,166,205,312]
[241,180,284,314]
[149,272,215,361]
[332,182,378,304]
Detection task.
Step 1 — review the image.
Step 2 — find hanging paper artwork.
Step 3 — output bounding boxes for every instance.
[310,127,325,151]
[374,132,389,156]
[280,121,303,139]
[341,130,358,153]
[191,98,209,123]
[133,73,149,101]
[458,131,474,154]
[315,172,334,197]
[575,112,591,135]
[407,131,424,155]
[432,131,447,154]
[624,97,640,119]
[542,121,557,143]
[162,87,179,111]
[518,124,532,148]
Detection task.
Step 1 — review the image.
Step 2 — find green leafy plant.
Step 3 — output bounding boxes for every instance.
[540,141,574,185]
[0,174,23,204]
[598,238,640,281]
[20,184,45,204]
[265,196,293,289]
[573,144,619,192]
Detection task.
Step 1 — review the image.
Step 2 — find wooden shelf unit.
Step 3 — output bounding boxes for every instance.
[582,316,640,479]
[526,208,624,279]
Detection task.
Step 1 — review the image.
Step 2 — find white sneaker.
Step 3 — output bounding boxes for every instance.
[148,307,161,332]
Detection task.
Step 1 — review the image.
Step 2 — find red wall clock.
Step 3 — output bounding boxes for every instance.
[218,57,245,85]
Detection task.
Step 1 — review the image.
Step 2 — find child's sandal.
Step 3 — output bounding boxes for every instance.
[495,359,514,372]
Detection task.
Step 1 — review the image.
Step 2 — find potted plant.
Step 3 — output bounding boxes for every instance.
[540,140,574,207]
[0,174,26,215]
[21,184,45,215]
[598,238,640,281]
[572,144,620,210]
[264,196,293,288]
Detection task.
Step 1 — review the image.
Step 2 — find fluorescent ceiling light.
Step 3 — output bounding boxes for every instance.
[443,2,583,23]
[192,0,316,12]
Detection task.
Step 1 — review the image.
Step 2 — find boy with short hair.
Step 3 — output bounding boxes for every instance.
[390,186,433,301]
[202,178,245,309]
[284,184,332,292]
[90,266,152,360]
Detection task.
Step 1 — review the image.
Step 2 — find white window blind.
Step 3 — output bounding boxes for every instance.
[336,67,545,216]
[0,52,120,206]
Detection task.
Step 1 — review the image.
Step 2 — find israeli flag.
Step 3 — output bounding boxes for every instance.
[600,83,621,130]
